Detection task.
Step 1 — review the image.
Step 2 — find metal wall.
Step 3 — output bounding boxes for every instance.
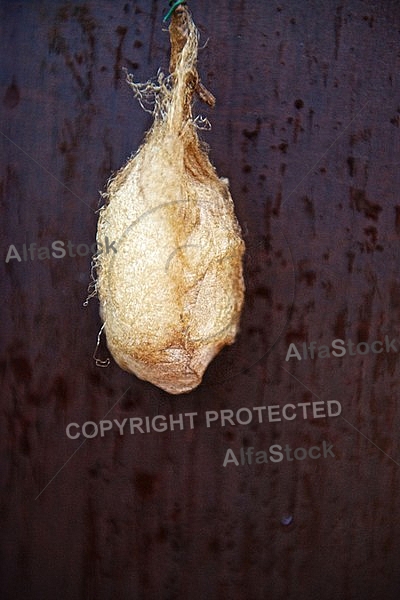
[1,1,400,598]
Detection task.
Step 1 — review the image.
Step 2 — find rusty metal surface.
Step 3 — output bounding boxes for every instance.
[1,1,400,599]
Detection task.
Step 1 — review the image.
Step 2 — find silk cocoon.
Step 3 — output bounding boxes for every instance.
[95,6,245,394]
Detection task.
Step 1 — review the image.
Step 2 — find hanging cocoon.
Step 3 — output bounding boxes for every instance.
[95,5,245,394]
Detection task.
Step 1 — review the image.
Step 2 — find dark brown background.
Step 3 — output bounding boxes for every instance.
[1,1,400,598]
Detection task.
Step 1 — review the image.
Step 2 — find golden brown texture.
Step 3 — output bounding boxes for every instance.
[95,6,245,394]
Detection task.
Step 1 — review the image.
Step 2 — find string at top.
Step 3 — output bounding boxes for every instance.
[163,0,187,22]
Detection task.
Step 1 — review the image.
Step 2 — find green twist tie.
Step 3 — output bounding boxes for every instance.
[163,0,186,22]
